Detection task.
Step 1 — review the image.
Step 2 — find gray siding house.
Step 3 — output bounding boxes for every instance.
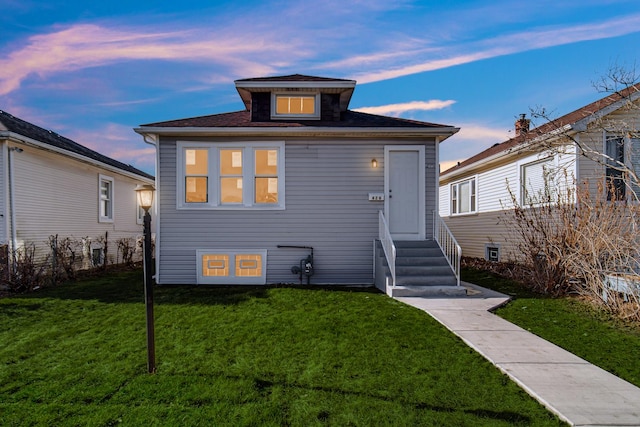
[136,75,460,289]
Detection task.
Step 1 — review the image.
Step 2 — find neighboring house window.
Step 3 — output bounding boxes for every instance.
[271,94,320,119]
[521,158,554,205]
[99,175,114,222]
[605,135,626,201]
[137,204,145,224]
[177,142,285,209]
[450,177,477,215]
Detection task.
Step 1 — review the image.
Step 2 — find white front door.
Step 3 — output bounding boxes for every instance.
[385,146,425,240]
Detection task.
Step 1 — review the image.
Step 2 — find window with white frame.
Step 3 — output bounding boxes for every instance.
[605,134,626,201]
[98,175,114,222]
[177,142,285,209]
[271,93,320,119]
[450,177,477,215]
[521,157,554,205]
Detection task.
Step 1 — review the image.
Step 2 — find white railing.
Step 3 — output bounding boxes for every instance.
[433,211,461,287]
[378,211,396,287]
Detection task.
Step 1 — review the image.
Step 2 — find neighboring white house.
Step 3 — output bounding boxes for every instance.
[135,74,460,287]
[439,84,640,261]
[0,109,155,270]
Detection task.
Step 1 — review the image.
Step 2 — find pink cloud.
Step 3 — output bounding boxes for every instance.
[0,23,301,95]
[65,122,155,174]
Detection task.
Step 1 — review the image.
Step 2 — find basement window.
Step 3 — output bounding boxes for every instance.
[485,244,501,262]
[197,250,267,285]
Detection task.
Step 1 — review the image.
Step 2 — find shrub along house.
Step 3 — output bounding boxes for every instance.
[135,74,462,296]
[0,110,155,276]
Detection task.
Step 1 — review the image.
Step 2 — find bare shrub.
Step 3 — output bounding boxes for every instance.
[7,244,47,293]
[117,237,136,266]
[501,175,640,320]
[48,235,82,284]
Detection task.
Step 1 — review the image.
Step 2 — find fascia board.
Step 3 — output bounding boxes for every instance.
[134,126,460,139]
[440,124,574,182]
[235,80,356,90]
[1,131,154,183]
[572,94,640,131]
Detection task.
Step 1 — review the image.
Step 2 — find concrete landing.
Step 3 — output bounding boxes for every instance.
[396,282,640,426]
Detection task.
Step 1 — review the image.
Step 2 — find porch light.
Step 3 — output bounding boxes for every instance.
[135,183,156,373]
[371,158,378,168]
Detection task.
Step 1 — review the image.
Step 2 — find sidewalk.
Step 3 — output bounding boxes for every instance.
[396,282,640,427]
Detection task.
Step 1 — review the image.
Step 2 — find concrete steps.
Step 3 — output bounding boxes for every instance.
[375,240,465,297]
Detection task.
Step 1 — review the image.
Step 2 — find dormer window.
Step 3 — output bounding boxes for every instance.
[271,93,320,119]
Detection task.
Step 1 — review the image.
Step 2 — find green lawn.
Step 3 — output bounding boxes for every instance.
[462,267,640,388]
[0,270,564,426]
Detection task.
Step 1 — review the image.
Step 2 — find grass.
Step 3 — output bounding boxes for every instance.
[0,269,564,426]
[462,267,640,388]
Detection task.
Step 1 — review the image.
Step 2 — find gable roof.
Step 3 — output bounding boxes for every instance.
[441,83,640,178]
[0,110,154,180]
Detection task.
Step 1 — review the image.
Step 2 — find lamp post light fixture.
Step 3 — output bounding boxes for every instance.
[135,184,156,373]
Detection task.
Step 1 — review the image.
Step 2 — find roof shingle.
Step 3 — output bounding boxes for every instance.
[140,110,452,129]
[0,110,154,180]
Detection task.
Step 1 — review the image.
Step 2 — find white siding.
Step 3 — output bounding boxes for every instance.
[10,146,149,264]
[439,149,577,259]
[157,137,438,285]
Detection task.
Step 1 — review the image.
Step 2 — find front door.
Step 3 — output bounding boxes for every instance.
[385,146,425,240]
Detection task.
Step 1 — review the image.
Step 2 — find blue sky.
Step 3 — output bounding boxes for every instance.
[1,0,640,175]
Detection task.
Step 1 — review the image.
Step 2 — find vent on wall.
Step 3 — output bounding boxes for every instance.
[485,244,500,262]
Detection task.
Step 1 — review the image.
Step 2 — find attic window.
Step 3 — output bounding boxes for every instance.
[272,94,320,119]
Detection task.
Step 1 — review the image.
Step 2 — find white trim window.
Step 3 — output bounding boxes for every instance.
[177,141,285,210]
[521,157,554,205]
[98,174,114,222]
[450,177,477,215]
[271,93,320,119]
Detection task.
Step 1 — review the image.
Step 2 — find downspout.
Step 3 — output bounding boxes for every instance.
[141,133,158,283]
[7,146,23,274]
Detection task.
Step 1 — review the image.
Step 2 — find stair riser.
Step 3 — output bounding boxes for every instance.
[394,240,440,249]
[396,266,454,276]
[396,248,444,257]
[396,258,450,267]
[391,286,466,297]
[395,276,458,286]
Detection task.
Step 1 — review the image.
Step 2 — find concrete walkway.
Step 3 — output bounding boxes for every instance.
[396,282,640,427]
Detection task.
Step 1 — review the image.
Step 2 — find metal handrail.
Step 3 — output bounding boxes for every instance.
[433,211,461,286]
[378,211,396,287]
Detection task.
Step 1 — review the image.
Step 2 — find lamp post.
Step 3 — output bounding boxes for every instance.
[135,184,156,373]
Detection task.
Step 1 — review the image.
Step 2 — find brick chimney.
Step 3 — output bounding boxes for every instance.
[515,113,530,137]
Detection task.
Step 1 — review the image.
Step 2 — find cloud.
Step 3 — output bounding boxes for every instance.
[65,122,155,175]
[439,122,512,172]
[0,23,302,95]
[351,13,640,84]
[353,100,456,116]
[452,123,511,143]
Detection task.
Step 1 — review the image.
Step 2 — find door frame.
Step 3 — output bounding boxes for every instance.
[384,145,425,240]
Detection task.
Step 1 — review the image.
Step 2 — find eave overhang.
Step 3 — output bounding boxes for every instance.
[0,130,154,183]
[134,125,460,140]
